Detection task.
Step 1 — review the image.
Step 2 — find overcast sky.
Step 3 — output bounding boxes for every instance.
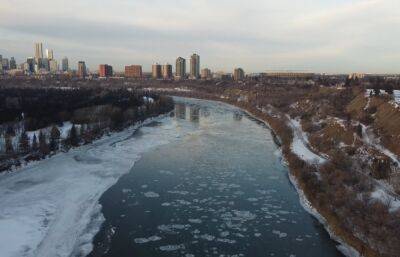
[0,0,399,73]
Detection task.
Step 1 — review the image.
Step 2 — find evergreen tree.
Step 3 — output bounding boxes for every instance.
[38,130,49,155]
[5,135,14,154]
[32,134,38,152]
[49,125,61,151]
[18,131,30,154]
[68,124,80,147]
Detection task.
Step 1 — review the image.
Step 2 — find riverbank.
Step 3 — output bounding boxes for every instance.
[0,112,191,257]
[169,94,379,257]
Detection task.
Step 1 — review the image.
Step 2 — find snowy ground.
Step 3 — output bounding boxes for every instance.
[287,118,326,165]
[0,115,191,257]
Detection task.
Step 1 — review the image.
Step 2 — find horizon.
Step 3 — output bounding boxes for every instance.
[0,0,399,74]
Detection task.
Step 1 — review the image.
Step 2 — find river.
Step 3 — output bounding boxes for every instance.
[86,98,345,257]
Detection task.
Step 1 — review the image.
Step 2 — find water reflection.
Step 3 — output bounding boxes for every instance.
[233,111,243,121]
[175,103,186,120]
[189,106,200,122]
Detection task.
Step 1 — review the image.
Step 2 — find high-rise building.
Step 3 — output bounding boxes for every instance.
[78,61,87,78]
[234,68,245,81]
[190,53,200,79]
[46,49,54,60]
[2,58,10,70]
[42,58,50,71]
[99,64,113,77]
[152,63,162,79]
[49,60,58,73]
[0,55,3,73]
[201,68,212,79]
[35,43,43,60]
[62,57,69,72]
[162,64,173,79]
[9,57,17,70]
[125,65,142,78]
[27,58,35,73]
[175,57,186,79]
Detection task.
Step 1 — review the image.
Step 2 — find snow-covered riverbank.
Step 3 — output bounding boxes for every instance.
[0,114,191,257]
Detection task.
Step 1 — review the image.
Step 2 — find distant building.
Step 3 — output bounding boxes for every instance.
[46,49,54,60]
[349,73,365,80]
[190,53,200,79]
[62,57,69,72]
[162,64,173,79]
[77,61,87,78]
[175,57,186,79]
[125,65,142,78]
[201,68,212,79]
[2,58,9,70]
[264,72,314,79]
[42,58,50,71]
[213,71,232,81]
[0,55,3,73]
[35,42,43,60]
[99,64,113,77]
[152,63,162,79]
[27,58,35,73]
[49,59,58,73]
[10,57,17,70]
[234,68,245,81]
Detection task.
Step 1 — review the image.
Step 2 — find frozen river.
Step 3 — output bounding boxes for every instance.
[0,98,345,257]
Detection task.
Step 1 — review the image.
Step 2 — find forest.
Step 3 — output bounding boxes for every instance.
[0,87,174,172]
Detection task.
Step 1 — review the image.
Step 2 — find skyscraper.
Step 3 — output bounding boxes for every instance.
[9,57,17,70]
[175,57,186,79]
[234,68,245,81]
[190,53,200,79]
[46,49,54,60]
[78,61,87,78]
[152,63,162,79]
[99,64,113,77]
[62,57,69,72]
[0,55,3,73]
[35,43,43,60]
[2,58,10,70]
[49,60,58,73]
[162,64,173,79]
[26,58,35,73]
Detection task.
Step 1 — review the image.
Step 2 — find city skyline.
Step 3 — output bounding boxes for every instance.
[0,0,399,73]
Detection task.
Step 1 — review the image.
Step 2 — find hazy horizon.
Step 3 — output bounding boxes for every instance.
[0,0,399,73]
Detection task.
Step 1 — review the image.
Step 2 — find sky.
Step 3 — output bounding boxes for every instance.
[0,0,399,73]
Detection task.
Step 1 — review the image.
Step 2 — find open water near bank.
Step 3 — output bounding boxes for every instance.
[87,98,345,257]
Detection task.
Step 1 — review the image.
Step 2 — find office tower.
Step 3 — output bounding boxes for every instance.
[27,58,35,73]
[125,65,142,78]
[99,64,113,77]
[201,68,212,79]
[234,68,245,81]
[162,64,173,79]
[49,60,58,73]
[175,57,186,79]
[62,57,69,72]
[152,63,162,79]
[190,53,200,79]
[46,49,54,60]
[35,43,43,60]
[2,58,9,70]
[42,58,50,71]
[78,61,87,78]
[10,57,17,70]
[0,55,3,73]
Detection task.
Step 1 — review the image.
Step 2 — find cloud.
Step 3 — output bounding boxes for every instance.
[0,0,399,73]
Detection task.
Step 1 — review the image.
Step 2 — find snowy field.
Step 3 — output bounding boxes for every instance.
[0,115,192,257]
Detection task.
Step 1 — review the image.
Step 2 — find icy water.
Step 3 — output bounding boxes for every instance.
[88,98,345,257]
